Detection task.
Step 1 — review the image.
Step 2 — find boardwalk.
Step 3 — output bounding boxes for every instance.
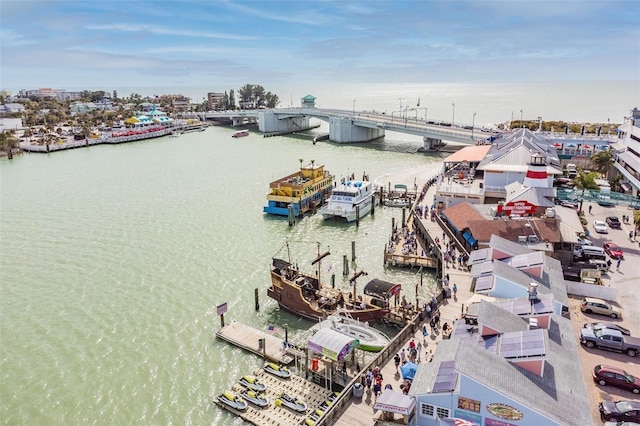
[332,178,476,426]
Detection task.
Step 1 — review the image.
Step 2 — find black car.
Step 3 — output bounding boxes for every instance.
[599,400,640,422]
[606,216,622,229]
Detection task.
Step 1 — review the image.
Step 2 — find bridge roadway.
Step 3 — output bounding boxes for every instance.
[185,107,487,145]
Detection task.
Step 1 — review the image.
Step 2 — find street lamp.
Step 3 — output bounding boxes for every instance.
[607,118,610,137]
[352,99,356,114]
[471,112,476,141]
[520,109,523,128]
[451,103,455,126]
[538,116,542,132]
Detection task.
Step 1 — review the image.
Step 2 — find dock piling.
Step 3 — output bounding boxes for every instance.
[254,288,260,311]
[351,241,356,262]
[343,255,348,276]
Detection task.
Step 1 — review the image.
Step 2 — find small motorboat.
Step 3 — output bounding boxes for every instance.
[217,391,248,411]
[240,389,269,407]
[275,392,307,413]
[238,375,267,392]
[264,362,292,379]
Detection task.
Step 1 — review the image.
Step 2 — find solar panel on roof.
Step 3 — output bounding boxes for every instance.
[432,361,458,393]
[499,329,546,359]
[475,275,493,291]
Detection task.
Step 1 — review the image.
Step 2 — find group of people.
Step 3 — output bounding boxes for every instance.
[364,366,384,398]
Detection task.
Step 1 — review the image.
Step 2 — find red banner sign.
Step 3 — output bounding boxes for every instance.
[497,200,536,216]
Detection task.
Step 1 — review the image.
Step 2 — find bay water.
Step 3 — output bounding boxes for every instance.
[1,127,443,425]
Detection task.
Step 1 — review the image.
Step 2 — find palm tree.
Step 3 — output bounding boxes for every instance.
[573,170,599,191]
[590,149,614,178]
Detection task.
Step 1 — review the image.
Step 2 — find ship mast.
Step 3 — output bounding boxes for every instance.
[311,242,330,286]
[349,269,368,306]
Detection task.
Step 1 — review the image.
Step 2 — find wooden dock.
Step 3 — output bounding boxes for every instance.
[215,367,339,426]
[215,321,296,364]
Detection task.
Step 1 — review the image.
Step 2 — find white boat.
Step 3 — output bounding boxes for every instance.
[317,178,376,222]
[312,313,390,352]
[232,129,249,138]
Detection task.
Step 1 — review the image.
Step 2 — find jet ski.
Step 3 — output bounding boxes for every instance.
[264,362,292,379]
[238,375,267,392]
[275,392,307,413]
[319,391,341,409]
[240,389,269,408]
[302,408,324,425]
[217,391,248,411]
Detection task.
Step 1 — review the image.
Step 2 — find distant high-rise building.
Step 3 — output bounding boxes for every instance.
[207,92,225,110]
[613,107,640,197]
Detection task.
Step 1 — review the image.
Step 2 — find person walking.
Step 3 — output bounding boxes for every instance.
[394,353,401,371]
[588,205,592,214]
[452,283,458,298]
[422,324,428,344]
[616,258,621,271]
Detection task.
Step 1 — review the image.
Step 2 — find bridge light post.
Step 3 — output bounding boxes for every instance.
[451,103,455,127]
[471,112,476,141]
[607,118,610,137]
[520,109,523,128]
[353,99,356,115]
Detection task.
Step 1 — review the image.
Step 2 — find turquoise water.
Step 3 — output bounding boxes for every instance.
[0,127,443,424]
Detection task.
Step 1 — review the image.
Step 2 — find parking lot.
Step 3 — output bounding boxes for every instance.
[569,201,640,424]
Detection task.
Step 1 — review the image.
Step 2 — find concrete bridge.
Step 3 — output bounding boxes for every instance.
[183,107,489,150]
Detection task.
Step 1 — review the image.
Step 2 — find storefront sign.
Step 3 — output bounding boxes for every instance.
[485,403,523,421]
[497,201,536,216]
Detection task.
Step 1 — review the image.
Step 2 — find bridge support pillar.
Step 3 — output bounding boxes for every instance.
[423,137,441,151]
[258,111,309,133]
[329,117,385,143]
[232,118,243,127]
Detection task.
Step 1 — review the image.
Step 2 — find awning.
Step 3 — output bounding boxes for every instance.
[307,328,359,362]
[373,390,416,416]
[363,279,401,299]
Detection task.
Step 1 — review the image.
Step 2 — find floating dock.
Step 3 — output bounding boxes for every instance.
[215,321,297,364]
[215,367,339,426]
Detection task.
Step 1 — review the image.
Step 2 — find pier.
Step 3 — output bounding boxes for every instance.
[215,321,297,364]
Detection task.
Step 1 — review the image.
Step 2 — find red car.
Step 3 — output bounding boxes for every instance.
[603,242,624,259]
[593,365,640,394]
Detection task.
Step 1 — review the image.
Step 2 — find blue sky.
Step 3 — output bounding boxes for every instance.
[1,0,639,97]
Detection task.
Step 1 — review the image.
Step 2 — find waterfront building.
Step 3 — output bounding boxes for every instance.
[0,103,25,114]
[301,94,316,108]
[207,92,225,110]
[409,237,590,426]
[18,88,65,98]
[612,107,640,197]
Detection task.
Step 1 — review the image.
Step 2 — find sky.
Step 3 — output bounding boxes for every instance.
[1,0,639,100]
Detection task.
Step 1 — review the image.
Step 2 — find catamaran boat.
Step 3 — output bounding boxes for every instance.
[317,177,376,222]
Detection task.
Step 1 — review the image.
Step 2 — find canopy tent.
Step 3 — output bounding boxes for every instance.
[373,390,416,416]
[307,328,359,362]
[400,361,418,380]
[363,279,401,300]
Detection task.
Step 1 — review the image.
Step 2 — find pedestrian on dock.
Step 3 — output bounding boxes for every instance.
[394,353,401,371]
[416,342,423,362]
[422,324,428,344]
[452,283,458,298]
[424,303,432,319]
[366,369,373,390]
[400,349,406,364]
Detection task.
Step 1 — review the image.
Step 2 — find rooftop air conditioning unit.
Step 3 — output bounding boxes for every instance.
[518,236,527,244]
[528,235,539,243]
[546,208,556,218]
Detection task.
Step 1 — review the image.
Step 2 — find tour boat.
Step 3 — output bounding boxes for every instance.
[317,176,376,222]
[312,313,390,352]
[232,129,249,138]
[217,391,248,411]
[263,162,334,217]
[267,242,391,323]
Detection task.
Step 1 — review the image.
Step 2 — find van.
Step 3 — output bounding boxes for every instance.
[566,163,577,178]
[580,246,605,257]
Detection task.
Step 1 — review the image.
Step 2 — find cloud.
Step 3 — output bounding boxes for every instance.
[84,23,261,41]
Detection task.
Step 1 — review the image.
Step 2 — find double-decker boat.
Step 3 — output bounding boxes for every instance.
[263,161,334,217]
[267,242,392,322]
[317,176,376,222]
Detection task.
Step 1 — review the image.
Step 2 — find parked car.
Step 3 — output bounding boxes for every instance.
[576,237,593,246]
[580,297,622,319]
[593,365,640,394]
[594,220,609,233]
[604,242,625,259]
[579,328,640,357]
[606,216,622,229]
[599,400,640,422]
[598,195,616,207]
[602,421,640,426]
[583,322,631,336]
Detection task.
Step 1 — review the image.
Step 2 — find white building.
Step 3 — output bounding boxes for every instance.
[613,107,640,197]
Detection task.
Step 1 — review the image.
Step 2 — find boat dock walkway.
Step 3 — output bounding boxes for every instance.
[215,367,339,426]
[215,321,297,364]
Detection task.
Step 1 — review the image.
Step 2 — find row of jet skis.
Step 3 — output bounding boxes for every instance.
[216,362,339,423]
